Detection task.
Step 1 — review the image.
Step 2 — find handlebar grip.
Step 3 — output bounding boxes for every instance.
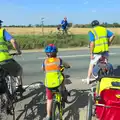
[10,53,20,56]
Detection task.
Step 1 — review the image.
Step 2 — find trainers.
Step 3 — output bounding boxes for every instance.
[82,78,96,84]
[44,116,52,120]
[82,78,90,84]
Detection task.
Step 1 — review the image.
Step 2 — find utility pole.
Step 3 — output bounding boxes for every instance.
[41,17,45,35]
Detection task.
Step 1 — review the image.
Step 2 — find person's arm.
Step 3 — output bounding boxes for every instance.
[60,58,70,68]
[41,61,45,71]
[90,42,95,55]
[10,39,21,54]
[88,31,95,59]
[107,30,115,46]
[61,20,64,26]
[4,30,21,54]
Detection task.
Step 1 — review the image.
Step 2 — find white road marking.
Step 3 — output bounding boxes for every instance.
[38,53,117,60]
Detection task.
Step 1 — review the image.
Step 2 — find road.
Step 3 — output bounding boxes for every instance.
[7,48,120,120]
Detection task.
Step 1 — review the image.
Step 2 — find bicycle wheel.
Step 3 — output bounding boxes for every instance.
[5,76,16,120]
[87,93,94,120]
[0,94,8,120]
[52,101,62,120]
[65,89,77,104]
[0,94,15,120]
[6,97,16,120]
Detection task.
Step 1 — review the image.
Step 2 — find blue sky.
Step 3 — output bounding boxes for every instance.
[0,0,120,25]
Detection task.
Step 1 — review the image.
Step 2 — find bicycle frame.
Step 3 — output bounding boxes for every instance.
[53,91,63,119]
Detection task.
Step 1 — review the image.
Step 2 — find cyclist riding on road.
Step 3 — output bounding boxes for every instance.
[82,20,115,84]
[61,17,68,34]
[0,20,25,93]
[42,44,70,120]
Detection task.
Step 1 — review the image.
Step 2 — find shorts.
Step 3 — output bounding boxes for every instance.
[0,59,23,77]
[90,52,109,65]
[46,82,64,100]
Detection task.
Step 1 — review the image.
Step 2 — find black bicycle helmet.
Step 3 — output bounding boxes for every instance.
[91,20,99,27]
[0,20,3,26]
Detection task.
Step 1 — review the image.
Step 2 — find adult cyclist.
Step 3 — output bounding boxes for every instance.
[82,20,115,84]
[61,17,68,34]
[0,20,25,93]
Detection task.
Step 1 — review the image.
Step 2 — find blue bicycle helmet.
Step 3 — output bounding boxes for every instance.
[45,44,58,53]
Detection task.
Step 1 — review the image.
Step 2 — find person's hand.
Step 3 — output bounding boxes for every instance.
[90,54,94,60]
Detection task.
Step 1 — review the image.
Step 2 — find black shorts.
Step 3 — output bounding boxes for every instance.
[0,59,23,77]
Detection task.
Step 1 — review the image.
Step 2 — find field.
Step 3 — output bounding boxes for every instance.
[5,27,120,35]
[5,27,120,49]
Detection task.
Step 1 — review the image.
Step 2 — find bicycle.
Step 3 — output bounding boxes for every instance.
[57,27,73,39]
[87,56,114,120]
[38,65,74,120]
[0,53,22,120]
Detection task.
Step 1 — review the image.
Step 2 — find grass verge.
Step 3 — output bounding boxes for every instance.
[8,34,120,50]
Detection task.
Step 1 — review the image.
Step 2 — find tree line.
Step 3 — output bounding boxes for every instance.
[3,22,120,28]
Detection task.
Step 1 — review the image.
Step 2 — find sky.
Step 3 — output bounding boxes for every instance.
[0,0,120,25]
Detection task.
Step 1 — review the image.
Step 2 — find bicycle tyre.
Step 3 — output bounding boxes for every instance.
[6,76,16,120]
[0,94,8,120]
[87,93,93,120]
[52,101,62,120]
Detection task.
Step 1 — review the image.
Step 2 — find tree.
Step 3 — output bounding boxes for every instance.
[28,24,32,27]
[113,23,120,27]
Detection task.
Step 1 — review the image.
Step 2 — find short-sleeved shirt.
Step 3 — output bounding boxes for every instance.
[2,29,13,42]
[61,20,68,29]
[88,28,114,42]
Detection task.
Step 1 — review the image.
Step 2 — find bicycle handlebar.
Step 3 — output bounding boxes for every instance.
[10,53,21,56]
[60,65,70,72]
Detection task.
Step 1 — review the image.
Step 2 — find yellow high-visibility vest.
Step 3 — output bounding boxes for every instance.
[89,26,109,54]
[44,57,63,88]
[0,28,12,62]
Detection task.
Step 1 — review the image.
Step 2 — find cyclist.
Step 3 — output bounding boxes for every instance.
[0,20,25,93]
[61,17,68,34]
[42,44,70,120]
[82,20,115,84]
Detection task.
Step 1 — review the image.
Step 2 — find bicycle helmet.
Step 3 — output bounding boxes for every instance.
[45,44,58,57]
[45,44,58,53]
[0,20,3,26]
[91,20,99,27]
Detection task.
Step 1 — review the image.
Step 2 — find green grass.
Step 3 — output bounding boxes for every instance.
[8,34,120,49]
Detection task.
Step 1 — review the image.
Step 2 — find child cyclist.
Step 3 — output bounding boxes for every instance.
[42,44,70,120]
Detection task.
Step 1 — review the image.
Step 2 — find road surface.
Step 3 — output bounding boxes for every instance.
[7,48,120,120]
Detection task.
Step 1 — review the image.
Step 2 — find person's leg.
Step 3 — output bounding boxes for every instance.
[82,54,101,84]
[1,59,25,92]
[45,88,53,119]
[65,28,68,34]
[59,78,70,102]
